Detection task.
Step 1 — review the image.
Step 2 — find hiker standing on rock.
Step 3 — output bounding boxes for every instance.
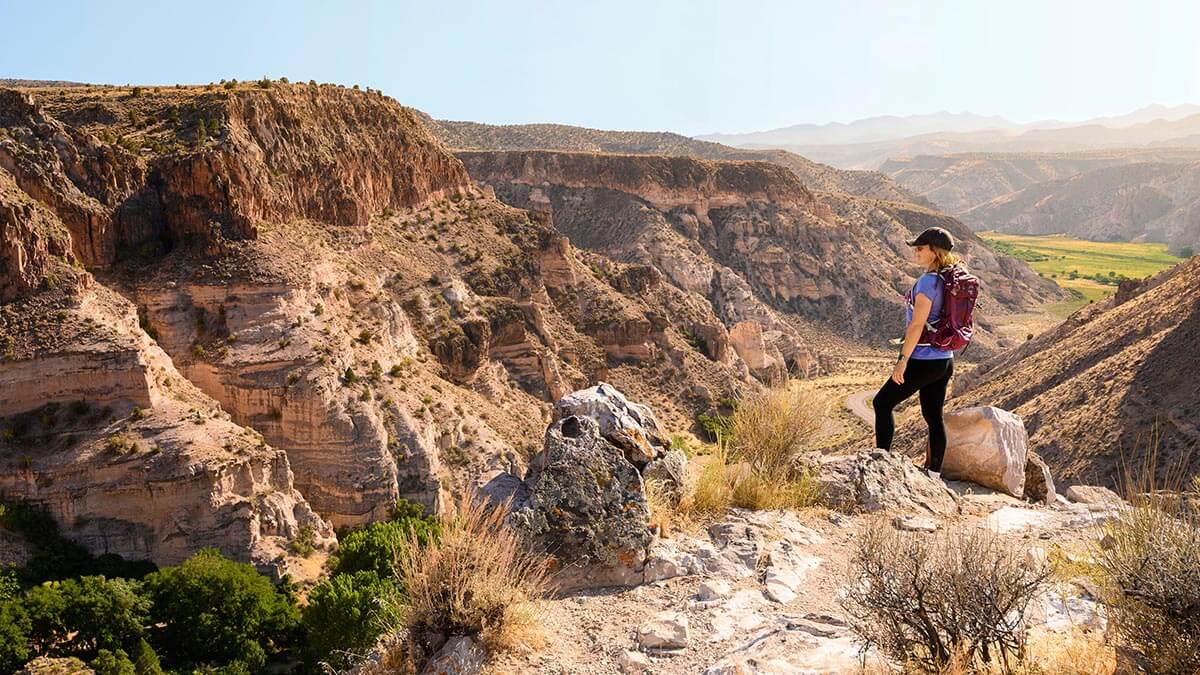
[873,227,979,480]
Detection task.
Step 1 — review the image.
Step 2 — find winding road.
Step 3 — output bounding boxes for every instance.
[845,389,875,427]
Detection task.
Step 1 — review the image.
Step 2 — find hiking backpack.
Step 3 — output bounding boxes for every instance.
[907,264,979,352]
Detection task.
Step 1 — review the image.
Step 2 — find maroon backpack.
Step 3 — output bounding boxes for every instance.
[907,264,979,351]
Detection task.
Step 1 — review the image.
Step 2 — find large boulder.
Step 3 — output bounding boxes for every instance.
[941,406,1029,497]
[815,450,958,516]
[553,381,670,466]
[509,415,654,590]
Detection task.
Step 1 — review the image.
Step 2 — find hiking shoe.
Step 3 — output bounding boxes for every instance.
[926,469,941,480]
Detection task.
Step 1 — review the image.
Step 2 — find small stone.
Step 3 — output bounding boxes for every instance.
[638,611,690,651]
[763,567,802,604]
[1025,546,1048,568]
[697,578,732,602]
[617,649,652,674]
[893,515,939,532]
[1064,485,1124,506]
[420,635,485,675]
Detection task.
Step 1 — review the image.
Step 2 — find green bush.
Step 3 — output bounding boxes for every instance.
[0,573,30,673]
[91,648,135,675]
[22,576,149,659]
[301,571,399,670]
[332,513,438,580]
[142,549,298,670]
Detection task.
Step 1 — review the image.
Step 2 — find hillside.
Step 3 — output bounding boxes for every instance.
[952,256,1200,488]
[962,160,1200,251]
[456,149,1067,362]
[882,148,1200,217]
[423,116,927,205]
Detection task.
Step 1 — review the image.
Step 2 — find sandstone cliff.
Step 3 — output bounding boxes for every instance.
[0,271,333,579]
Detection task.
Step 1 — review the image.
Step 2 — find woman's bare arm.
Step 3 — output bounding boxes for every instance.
[891,293,933,384]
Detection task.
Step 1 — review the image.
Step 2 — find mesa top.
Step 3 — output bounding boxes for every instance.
[905,272,954,360]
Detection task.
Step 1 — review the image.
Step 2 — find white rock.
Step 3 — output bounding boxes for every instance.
[644,541,699,583]
[764,567,802,604]
[638,611,690,651]
[1064,485,1124,505]
[697,578,732,602]
[616,649,652,674]
[708,590,768,642]
[941,406,1029,497]
[982,505,1057,534]
[893,515,939,532]
[419,635,485,675]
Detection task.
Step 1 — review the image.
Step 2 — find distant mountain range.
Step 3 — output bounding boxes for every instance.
[699,104,1200,169]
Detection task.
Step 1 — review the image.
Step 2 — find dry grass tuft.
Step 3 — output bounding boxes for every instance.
[730,383,827,476]
[1089,434,1200,674]
[678,383,825,517]
[384,490,549,671]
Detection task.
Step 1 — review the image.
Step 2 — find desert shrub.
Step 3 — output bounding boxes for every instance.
[681,384,824,516]
[301,570,400,671]
[729,384,826,476]
[129,638,163,675]
[389,491,547,667]
[0,572,30,673]
[841,521,1050,671]
[141,549,298,671]
[332,514,439,580]
[1093,497,1200,673]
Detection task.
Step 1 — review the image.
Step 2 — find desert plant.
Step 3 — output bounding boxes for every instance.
[840,521,1051,671]
[729,384,826,477]
[388,491,547,668]
[1090,441,1200,674]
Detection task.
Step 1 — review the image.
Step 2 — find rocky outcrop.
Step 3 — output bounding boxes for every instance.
[510,415,653,589]
[1024,450,1057,505]
[815,450,958,516]
[940,406,1029,497]
[0,172,73,302]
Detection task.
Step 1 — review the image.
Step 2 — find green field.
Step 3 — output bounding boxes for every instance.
[979,231,1187,313]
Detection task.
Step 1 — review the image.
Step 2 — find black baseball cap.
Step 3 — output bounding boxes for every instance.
[906,226,954,251]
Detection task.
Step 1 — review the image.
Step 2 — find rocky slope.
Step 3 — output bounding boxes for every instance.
[952,256,1200,488]
[456,149,1068,361]
[422,116,926,205]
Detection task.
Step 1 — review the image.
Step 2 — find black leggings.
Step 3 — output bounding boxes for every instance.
[873,357,954,471]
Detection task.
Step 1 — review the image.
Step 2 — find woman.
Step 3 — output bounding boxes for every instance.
[872,226,960,480]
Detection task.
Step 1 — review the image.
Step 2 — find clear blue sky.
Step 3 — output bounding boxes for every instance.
[2,0,1197,136]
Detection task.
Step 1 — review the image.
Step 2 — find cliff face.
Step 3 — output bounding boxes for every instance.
[2,83,774,552]
[0,276,333,579]
[953,256,1200,488]
[457,150,1068,362]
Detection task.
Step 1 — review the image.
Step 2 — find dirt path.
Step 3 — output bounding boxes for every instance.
[845,389,875,428]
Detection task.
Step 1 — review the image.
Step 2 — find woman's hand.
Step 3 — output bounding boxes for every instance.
[891,357,907,384]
